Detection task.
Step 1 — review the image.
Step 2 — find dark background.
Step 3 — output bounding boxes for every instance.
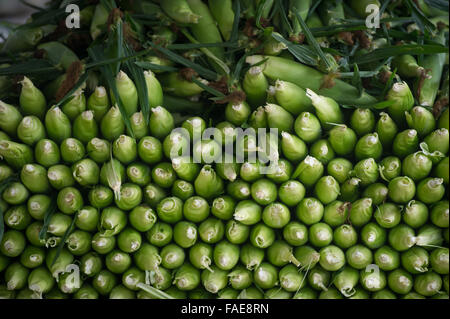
[0,0,46,39]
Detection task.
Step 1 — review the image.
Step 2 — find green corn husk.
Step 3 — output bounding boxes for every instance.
[1,27,44,54]
[415,31,446,107]
[405,106,436,137]
[45,107,72,144]
[246,55,377,107]
[0,100,22,137]
[73,111,98,144]
[127,112,148,140]
[100,159,126,200]
[161,0,200,24]
[101,106,125,141]
[145,71,164,109]
[386,82,415,125]
[19,77,47,119]
[62,88,87,121]
[0,141,34,169]
[90,3,109,40]
[110,71,139,117]
[306,89,344,130]
[243,67,269,108]
[17,116,46,146]
[194,166,224,200]
[376,112,398,149]
[265,104,294,132]
[208,0,234,40]
[160,72,205,98]
[275,80,313,115]
[328,125,357,156]
[149,107,175,140]
[87,86,110,122]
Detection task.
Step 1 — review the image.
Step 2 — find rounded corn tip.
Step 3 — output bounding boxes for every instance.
[144,70,155,77]
[95,86,107,97]
[152,106,163,113]
[245,55,264,66]
[249,66,262,76]
[267,86,276,96]
[408,130,417,138]
[20,76,33,88]
[189,13,200,24]
[264,103,276,113]
[82,110,95,120]
[306,89,319,101]
[117,70,128,81]
[0,100,8,110]
[275,80,285,91]
[73,87,84,96]
[392,81,408,92]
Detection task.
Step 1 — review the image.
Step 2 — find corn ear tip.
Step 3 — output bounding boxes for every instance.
[281,131,290,139]
[20,76,33,88]
[248,66,262,76]
[267,85,276,95]
[245,55,264,66]
[95,86,107,97]
[305,88,320,103]
[274,80,284,91]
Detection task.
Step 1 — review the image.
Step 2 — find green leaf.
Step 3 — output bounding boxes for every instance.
[380,68,398,99]
[104,20,124,76]
[0,205,4,244]
[38,195,58,241]
[167,43,233,50]
[382,29,442,45]
[137,283,175,299]
[146,41,218,81]
[340,58,390,78]
[123,44,150,124]
[55,71,89,108]
[352,64,363,98]
[0,176,19,243]
[86,49,151,70]
[0,176,19,195]
[134,62,178,73]
[405,0,436,34]
[229,0,241,44]
[292,7,334,71]
[307,0,323,19]
[230,45,266,87]
[308,17,413,37]
[424,0,449,11]
[231,53,251,87]
[16,5,69,29]
[100,0,117,11]
[88,45,135,138]
[180,29,231,76]
[311,22,367,36]
[354,44,448,64]
[271,32,318,66]
[190,77,225,98]
[18,0,44,11]
[163,95,204,114]
[370,100,395,110]
[274,0,293,35]
[0,60,59,76]
[255,0,272,29]
[51,215,77,267]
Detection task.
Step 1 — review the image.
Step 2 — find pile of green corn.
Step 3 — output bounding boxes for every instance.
[0,0,449,299]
